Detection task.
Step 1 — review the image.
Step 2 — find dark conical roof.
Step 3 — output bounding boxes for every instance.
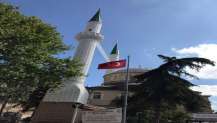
[110,43,118,55]
[89,9,101,22]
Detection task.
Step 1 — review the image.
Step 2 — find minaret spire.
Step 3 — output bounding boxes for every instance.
[109,42,119,61]
[89,9,101,22]
[110,43,118,55]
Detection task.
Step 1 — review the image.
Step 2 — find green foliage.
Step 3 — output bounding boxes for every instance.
[127,107,190,123]
[129,55,215,122]
[0,3,82,111]
[161,106,190,122]
[157,55,215,78]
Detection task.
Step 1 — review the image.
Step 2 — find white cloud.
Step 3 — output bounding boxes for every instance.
[209,97,217,111]
[192,85,217,96]
[192,85,217,111]
[172,43,217,79]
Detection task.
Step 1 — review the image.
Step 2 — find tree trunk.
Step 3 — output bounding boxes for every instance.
[154,104,161,123]
[0,98,9,116]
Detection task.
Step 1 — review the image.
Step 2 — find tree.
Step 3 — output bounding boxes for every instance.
[130,55,215,123]
[160,105,191,123]
[0,3,82,115]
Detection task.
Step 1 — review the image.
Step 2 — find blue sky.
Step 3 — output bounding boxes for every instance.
[5,0,217,111]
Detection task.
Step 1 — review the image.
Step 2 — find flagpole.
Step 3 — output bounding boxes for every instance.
[71,103,80,123]
[122,55,130,123]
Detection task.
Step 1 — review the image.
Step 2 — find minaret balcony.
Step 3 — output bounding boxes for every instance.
[75,32,104,41]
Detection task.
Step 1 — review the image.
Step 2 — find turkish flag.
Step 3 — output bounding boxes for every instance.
[98,59,126,69]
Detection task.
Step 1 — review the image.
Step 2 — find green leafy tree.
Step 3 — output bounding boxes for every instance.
[130,55,215,123]
[0,3,82,115]
[160,105,190,123]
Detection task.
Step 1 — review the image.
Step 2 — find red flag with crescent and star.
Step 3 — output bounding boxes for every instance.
[98,59,126,69]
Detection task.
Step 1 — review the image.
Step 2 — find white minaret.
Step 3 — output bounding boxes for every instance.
[43,9,103,104]
[105,43,120,74]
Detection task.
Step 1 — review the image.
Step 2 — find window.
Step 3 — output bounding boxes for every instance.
[93,92,102,99]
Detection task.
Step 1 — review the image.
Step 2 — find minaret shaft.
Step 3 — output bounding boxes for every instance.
[43,10,103,104]
[74,40,98,76]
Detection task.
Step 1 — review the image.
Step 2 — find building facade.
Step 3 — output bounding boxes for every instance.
[87,68,149,107]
